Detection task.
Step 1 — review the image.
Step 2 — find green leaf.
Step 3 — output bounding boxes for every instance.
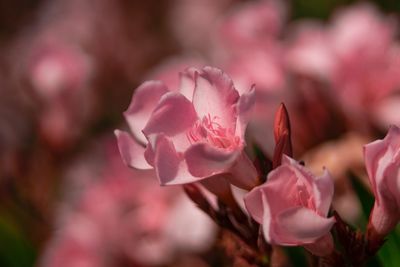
[376,226,400,267]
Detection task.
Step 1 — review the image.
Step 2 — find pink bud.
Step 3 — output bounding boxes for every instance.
[272,103,292,168]
[364,125,400,240]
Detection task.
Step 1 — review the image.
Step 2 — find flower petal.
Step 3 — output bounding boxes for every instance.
[274,207,335,245]
[364,125,400,205]
[263,163,304,212]
[153,134,198,185]
[313,168,334,216]
[364,139,387,202]
[184,143,239,177]
[244,186,266,224]
[261,193,273,242]
[235,85,256,139]
[178,68,197,101]
[192,67,239,129]
[281,155,314,190]
[114,130,152,169]
[124,81,169,144]
[143,92,198,151]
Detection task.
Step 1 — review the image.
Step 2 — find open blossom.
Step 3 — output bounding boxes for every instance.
[115,66,258,190]
[245,155,335,256]
[365,125,400,239]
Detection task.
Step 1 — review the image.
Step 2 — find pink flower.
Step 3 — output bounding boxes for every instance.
[115,66,258,190]
[245,155,335,256]
[329,4,400,116]
[365,125,400,239]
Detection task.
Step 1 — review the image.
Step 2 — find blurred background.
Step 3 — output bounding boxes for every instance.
[1,0,400,266]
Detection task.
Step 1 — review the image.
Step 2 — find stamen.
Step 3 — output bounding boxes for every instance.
[186,114,240,150]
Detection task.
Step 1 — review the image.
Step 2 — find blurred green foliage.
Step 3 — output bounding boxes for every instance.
[0,215,36,267]
[291,0,400,20]
[291,0,355,20]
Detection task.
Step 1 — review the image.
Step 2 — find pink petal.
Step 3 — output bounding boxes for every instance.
[386,125,400,156]
[313,168,334,216]
[235,85,256,139]
[114,130,152,170]
[364,126,400,204]
[184,143,239,177]
[143,134,157,166]
[263,163,306,212]
[370,201,400,238]
[143,92,198,150]
[261,193,273,242]
[282,155,314,190]
[244,186,267,224]
[274,207,335,245]
[192,67,239,129]
[153,134,198,185]
[178,68,197,101]
[364,139,385,201]
[124,81,169,144]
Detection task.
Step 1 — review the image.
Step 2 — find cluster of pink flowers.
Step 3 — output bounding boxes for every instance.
[3,0,400,266]
[116,63,400,265]
[40,139,216,267]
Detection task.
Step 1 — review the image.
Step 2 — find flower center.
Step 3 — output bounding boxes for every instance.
[293,181,316,210]
[186,114,241,150]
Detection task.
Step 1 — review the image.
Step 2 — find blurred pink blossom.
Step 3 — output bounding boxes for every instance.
[29,42,92,99]
[169,0,233,52]
[116,66,258,190]
[28,40,94,149]
[365,125,400,240]
[40,138,216,267]
[215,0,287,93]
[245,155,335,256]
[329,4,400,122]
[217,0,286,50]
[285,22,335,80]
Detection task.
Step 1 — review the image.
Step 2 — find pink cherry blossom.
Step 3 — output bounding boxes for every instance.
[115,66,258,190]
[364,125,400,239]
[245,155,335,256]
